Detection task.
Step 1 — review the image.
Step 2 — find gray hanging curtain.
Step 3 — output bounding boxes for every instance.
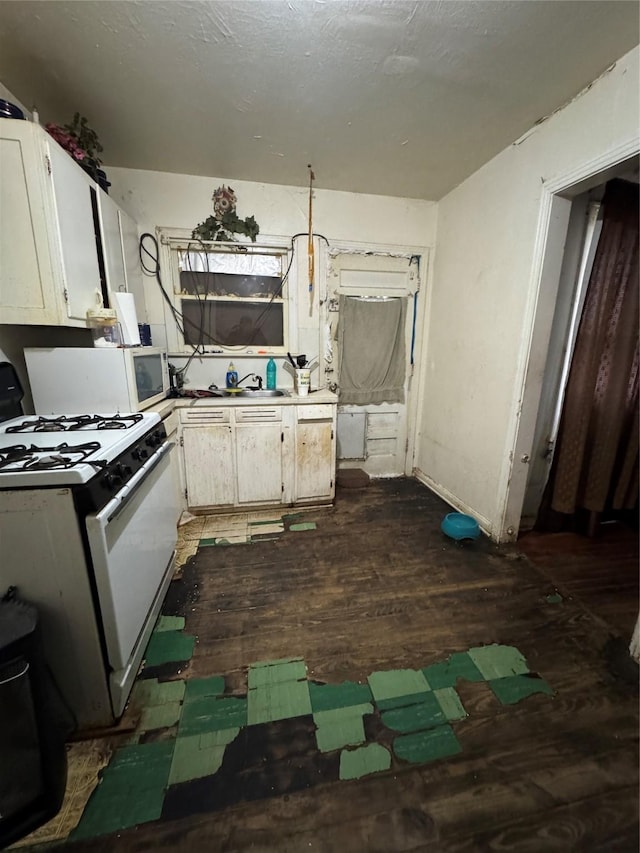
[337,296,406,405]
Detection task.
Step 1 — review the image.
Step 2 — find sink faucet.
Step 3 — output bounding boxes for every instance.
[236,373,263,390]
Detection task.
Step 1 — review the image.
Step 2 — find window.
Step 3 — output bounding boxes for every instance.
[162,237,291,353]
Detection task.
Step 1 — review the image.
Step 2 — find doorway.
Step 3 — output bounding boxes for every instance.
[521,174,639,534]
[498,145,639,542]
[327,250,423,478]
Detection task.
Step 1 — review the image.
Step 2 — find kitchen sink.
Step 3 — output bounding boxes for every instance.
[231,389,289,397]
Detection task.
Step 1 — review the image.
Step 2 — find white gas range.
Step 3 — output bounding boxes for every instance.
[0,412,178,730]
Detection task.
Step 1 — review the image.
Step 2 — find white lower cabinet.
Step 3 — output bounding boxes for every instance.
[178,400,336,511]
[182,421,235,508]
[294,404,336,502]
[236,422,283,504]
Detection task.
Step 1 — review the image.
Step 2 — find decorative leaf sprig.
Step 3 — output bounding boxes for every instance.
[192,185,260,242]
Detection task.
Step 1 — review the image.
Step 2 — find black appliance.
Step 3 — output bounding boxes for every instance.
[0,590,75,848]
[0,361,24,423]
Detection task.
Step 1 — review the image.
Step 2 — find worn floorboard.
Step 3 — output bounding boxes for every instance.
[60,478,638,852]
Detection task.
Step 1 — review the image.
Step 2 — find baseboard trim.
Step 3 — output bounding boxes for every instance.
[413,468,494,539]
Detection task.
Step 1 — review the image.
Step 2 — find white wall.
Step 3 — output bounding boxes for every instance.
[106,169,436,390]
[414,45,639,541]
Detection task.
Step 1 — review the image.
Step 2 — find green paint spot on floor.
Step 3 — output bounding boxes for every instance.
[70,776,167,839]
[313,702,373,727]
[339,743,391,780]
[393,725,462,764]
[248,659,307,688]
[73,739,176,837]
[467,644,529,680]
[154,615,186,633]
[309,680,372,712]
[381,693,446,733]
[489,674,554,705]
[130,678,185,708]
[247,679,312,724]
[314,703,373,753]
[199,537,218,546]
[144,630,196,667]
[375,691,432,712]
[433,687,468,721]
[102,740,175,787]
[423,652,484,688]
[545,593,563,604]
[179,696,248,736]
[367,668,430,702]
[251,656,305,668]
[139,701,182,731]
[248,518,283,526]
[168,727,239,784]
[290,522,317,531]
[183,676,226,702]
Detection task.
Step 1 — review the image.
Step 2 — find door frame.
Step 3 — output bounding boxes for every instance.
[497,137,640,542]
[323,240,430,477]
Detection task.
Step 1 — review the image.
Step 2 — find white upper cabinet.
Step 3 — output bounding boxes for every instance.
[0,119,102,325]
[0,119,145,327]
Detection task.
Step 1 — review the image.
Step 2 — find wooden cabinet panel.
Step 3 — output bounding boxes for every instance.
[182,424,235,508]
[235,423,283,504]
[0,127,59,323]
[295,420,334,501]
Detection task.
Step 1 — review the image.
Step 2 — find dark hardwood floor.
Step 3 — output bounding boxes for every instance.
[63,478,639,852]
[517,524,639,641]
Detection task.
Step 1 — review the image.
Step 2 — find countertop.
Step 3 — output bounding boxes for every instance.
[146,389,338,415]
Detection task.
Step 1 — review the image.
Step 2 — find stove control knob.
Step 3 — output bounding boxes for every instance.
[146,431,162,448]
[132,447,148,461]
[103,472,118,490]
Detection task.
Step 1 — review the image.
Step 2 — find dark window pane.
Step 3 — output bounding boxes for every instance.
[182,301,284,348]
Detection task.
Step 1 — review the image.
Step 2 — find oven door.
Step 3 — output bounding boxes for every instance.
[85,442,177,714]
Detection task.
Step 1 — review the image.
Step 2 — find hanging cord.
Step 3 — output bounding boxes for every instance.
[307,165,315,315]
[139,233,206,383]
[139,233,185,336]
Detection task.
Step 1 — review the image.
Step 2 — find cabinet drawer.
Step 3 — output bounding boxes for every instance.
[297,404,334,421]
[163,409,179,436]
[235,406,282,423]
[180,408,231,424]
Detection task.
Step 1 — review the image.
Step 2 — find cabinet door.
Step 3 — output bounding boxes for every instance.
[0,122,60,323]
[48,141,102,321]
[235,423,283,504]
[96,191,127,302]
[182,425,235,508]
[295,419,335,501]
[119,208,146,323]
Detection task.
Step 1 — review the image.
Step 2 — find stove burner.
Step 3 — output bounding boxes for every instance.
[0,441,106,472]
[5,414,144,434]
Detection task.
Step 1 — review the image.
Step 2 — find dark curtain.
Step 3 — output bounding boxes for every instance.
[537,179,639,535]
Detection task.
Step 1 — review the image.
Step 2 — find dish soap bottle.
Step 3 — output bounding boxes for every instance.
[266,357,277,390]
[226,361,238,389]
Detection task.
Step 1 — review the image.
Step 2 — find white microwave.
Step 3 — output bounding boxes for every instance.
[24,347,170,415]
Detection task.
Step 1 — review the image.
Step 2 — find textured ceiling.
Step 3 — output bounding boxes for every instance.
[0,1,638,200]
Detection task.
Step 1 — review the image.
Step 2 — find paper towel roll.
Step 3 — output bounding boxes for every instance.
[111,292,141,346]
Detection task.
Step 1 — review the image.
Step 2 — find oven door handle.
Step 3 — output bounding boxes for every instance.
[104,441,174,525]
